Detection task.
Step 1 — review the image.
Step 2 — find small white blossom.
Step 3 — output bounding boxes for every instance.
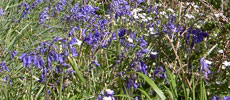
[127,37,133,43]
[133,14,139,19]
[76,39,82,46]
[223,61,230,67]
[214,13,223,18]
[168,8,174,13]
[194,5,199,9]
[138,13,146,19]
[151,52,158,55]
[218,49,224,53]
[159,11,166,15]
[147,17,152,20]
[204,60,212,65]
[185,14,195,19]
[142,18,148,22]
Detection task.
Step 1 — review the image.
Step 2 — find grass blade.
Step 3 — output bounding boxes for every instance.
[68,56,86,84]
[137,72,166,100]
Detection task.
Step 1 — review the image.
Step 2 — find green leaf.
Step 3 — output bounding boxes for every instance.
[68,56,86,84]
[137,72,166,100]
[137,88,152,100]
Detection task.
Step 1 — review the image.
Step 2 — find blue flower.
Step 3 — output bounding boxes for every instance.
[198,58,211,79]
[136,49,150,58]
[110,0,131,19]
[126,79,138,89]
[89,60,100,68]
[22,3,30,18]
[186,28,209,49]
[10,51,18,59]
[0,8,4,16]
[139,37,148,48]
[154,66,166,79]
[0,61,9,72]
[54,0,66,14]
[32,0,43,8]
[105,89,114,97]
[39,7,49,24]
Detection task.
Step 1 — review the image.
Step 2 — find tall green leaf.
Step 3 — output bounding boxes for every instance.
[137,72,166,100]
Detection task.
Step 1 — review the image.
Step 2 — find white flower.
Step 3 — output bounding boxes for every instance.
[214,13,223,18]
[149,27,154,32]
[151,52,158,55]
[204,60,212,65]
[142,18,148,22]
[76,39,82,46]
[133,14,139,19]
[185,14,195,19]
[168,8,174,13]
[105,89,114,95]
[159,11,166,15]
[194,5,199,9]
[127,37,133,43]
[218,49,224,53]
[138,13,146,19]
[147,17,152,20]
[223,61,230,67]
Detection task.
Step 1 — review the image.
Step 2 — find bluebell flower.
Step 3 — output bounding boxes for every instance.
[54,0,66,14]
[22,3,30,18]
[68,27,79,37]
[0,61,9,72]
[118,28,127,37]
[186,28,208,49]
[38,73,44,82]
[69,38,81,57]
[154,66,166,79]
[120,38,135,49]
[89,60,100,68]
[126,79,138,89]
[211,95,219,100]
[135,96,139,100]
[150,51,158,59]
[110,0,131,19]
[104,89,114,97]
[222,96,230,100]
[39,7,49,24]
[139,37,148,48]
[96,91,103,100]
[10,51,18,59]
[136,49,150,58]
[130,60,148,75]
[0,8,4,16]
[198,58,211,79]
[58,53,64,64]
[137,0,145,4]
[32,0,43,8]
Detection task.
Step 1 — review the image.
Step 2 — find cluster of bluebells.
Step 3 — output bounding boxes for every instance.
[18,36,81,82]
[96,89,115,100]
[1,0,219,98]
[21,3,31,18]
[153,66,167,79]
[54,0,66,14]
[211,95,230,100]
[110,0,131,19]
[31,0,43,8]
[39,7,49,24]
[185,28,209,49]
[0,61,9,72]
